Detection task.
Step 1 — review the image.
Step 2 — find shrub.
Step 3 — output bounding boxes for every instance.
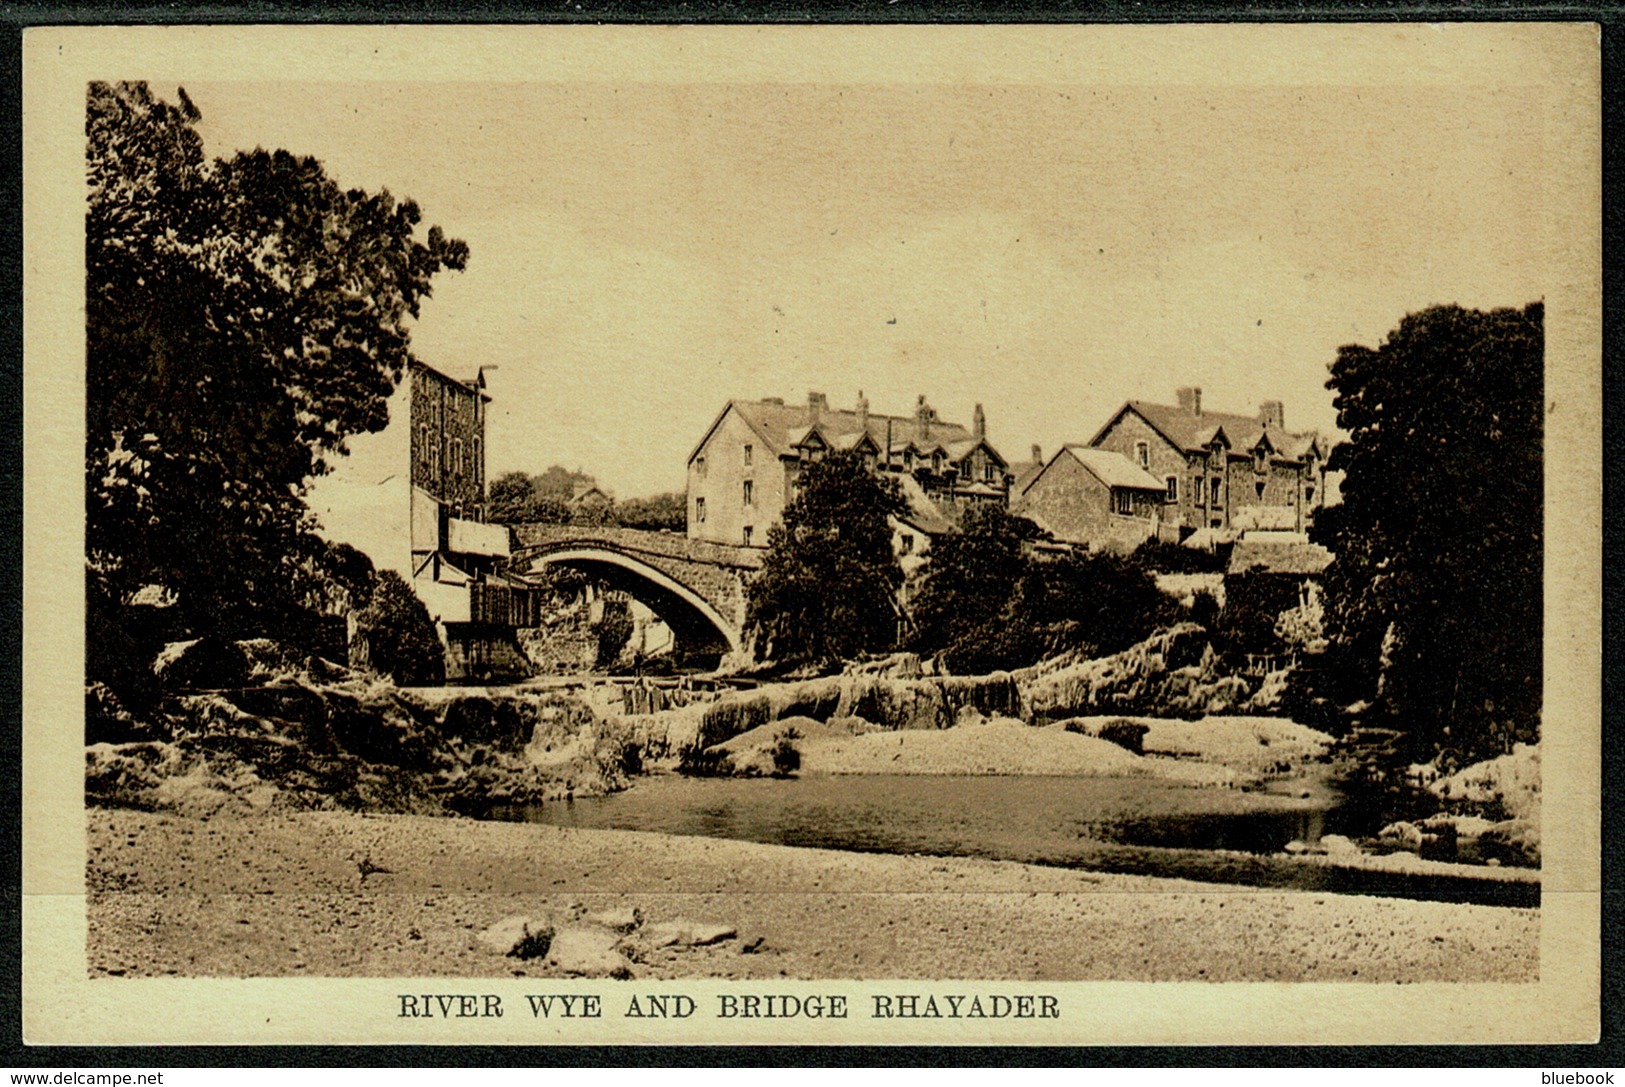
[769,727,803,777]
[355,571,446,686]
[595,597,634,669]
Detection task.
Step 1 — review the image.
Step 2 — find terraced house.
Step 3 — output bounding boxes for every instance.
[686,391,1012,572]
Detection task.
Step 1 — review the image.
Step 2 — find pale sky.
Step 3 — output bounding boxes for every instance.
[186,72,1551,498]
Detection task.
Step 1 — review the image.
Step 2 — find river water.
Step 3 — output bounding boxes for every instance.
[485,773,1537,908]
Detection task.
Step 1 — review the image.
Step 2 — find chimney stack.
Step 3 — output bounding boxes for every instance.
[808,390,827,423]
[973,402,986,440]
[856,390,869,431]
[1259,400,1285,431]
[915,394,932,442]
[1176,386,1203,416]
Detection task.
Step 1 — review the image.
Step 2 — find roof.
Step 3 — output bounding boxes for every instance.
[1062,445,1168,491]
[1094,399,1319,460]
[412,359,492,402]
[893,473,958,535]
[1011,455,1046,495]
[1226,538,1335,576]
[693,396,1002,466]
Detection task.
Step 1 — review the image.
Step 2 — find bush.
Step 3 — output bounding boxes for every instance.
[355,571,446,686]
[769,727,802,777]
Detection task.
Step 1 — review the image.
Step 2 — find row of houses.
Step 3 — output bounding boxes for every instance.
[313,365,1333,679]
[683,386,1329,566]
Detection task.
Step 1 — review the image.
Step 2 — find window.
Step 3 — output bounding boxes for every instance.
[453,438,463,475]
[418,424,430,465]
[1194,476,1204,505]
[1255,480,1266,498]
[743,443,753,467]
[472,437,481,482]
[984,460,996,483]
[1165,476,1178,503]
[743,480,754,506]
[1210,477,1222,507]
[1113,490,1133,515]
[743,525,754,546]
[1306,483,1316,503]
[1135,440,1150,468]
[1254,447,1267,473]
[695,455,706,477]
[695,497,706,523]
[899,533,914,555]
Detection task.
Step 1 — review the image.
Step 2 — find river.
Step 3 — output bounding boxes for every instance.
[484,772,1537,908]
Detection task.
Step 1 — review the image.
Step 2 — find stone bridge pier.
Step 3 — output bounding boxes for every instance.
[508,524,762,660]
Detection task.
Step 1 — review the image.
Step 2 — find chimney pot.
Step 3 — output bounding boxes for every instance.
[808,390,826,422]
[1031,443,1043,463]
[973,402,986,440]
[856,390,869,430]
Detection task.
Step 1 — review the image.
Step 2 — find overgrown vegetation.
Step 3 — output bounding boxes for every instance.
[1313,302,1543,762]
[908,505,1177,674]
[86,81,466,700]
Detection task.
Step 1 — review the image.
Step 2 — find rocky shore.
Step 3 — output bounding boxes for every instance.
[87,807,1538,983]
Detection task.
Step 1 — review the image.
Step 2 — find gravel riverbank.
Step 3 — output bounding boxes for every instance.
[88,807,1538,982]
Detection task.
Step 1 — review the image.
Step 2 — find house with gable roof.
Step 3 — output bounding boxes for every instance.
[685,391,1011,568]
[1010,444,1175,551]
[1087,386,1326,543]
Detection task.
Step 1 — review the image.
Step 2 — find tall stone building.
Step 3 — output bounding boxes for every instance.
[308,360,539,680]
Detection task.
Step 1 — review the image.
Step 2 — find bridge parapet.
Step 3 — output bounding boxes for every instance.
[510,523,764,571]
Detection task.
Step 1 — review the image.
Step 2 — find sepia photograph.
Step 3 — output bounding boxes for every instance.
[21,23,1601,1045]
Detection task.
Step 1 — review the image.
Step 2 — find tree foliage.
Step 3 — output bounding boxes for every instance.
[86,82,468,654]
[908,504,1174,674]
[907,504,1040,665]
[1314,302,1543,760]
[355,571,446,686]
[745,451,908,666]
[614,492,686,532]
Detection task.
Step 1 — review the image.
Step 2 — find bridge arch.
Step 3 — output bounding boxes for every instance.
[519,544,743,658]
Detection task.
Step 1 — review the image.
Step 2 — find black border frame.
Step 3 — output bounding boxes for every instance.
[0,0,1617,1068]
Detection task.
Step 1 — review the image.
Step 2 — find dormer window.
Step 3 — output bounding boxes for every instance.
[1254,447,1268,473]
[931,452,943,473]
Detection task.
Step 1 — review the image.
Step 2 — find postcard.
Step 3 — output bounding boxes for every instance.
[22,22,1601,1045]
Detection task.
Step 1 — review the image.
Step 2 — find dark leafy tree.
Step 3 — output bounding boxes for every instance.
[1314,302,1543,760]
[745,451,908,666]
[355,571,446,686]
[908,504,1041,662]
[614,492,686,532]
[86,82,468,665]
[595,597,634,669]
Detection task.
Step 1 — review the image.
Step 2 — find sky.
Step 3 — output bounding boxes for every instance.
[184,68,1552,499]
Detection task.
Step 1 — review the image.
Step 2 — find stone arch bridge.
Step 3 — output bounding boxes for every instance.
[508,524,762,659]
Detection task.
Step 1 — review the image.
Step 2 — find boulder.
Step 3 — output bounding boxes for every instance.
[586,906,642,933]
[642,920,737,948]
[1378,821,1425,852]
[545,926,635,978]
[1319,834,1362,857]
[477,915,554,959]
[153,638,250,692]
